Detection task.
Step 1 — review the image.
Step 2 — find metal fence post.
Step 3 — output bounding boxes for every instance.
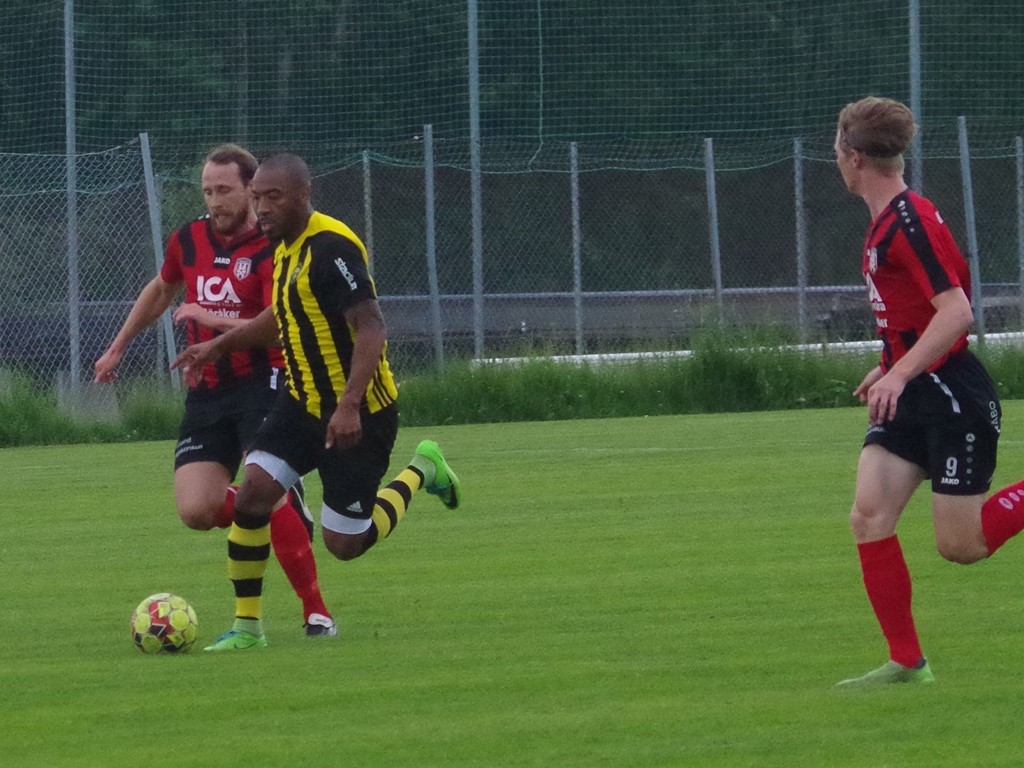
[570,141,583,354]
[908,0,923,193]
[467,0,484,358]
[362,149,374,274]
[704,137,724,324]
[423,125,444,370]
[140,132,179,388]
[957,116,985,341]
[64,0,80,387]
[794,137,809,342]
[1016,136,1024,327]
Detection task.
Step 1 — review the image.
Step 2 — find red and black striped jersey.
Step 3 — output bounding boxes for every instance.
[160,216,284,393]
[862,190,971,373]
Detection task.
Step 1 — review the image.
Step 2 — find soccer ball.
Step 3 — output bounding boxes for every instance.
[130,593,199,653]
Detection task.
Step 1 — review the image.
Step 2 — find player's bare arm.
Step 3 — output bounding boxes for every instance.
[865,287,974,425]
[325,299,388,450]
[95,275,181,382]
[171,306,279,378]
[172,302,261,334]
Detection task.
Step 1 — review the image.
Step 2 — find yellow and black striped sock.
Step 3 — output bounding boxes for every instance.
[227,516,270,628]
[370,467,423,541]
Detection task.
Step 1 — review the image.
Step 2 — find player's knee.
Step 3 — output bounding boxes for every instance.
[235,482,277,522]
[848,504,863,533]
[849,502,884,540]
[326,540,361,561]
[177,503,220,531]
[322,530,368,561]
[324,541,353,561]
[936,539,987,565]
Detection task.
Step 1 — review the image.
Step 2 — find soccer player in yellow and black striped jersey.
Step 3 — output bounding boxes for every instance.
[173,152,462,651]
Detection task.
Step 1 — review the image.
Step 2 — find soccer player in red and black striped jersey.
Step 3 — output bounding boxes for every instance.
[172,152,462,651]
[833,97,1024,687]
[94,144,336,638]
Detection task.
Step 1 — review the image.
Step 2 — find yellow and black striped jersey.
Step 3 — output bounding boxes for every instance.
[271,211,397,419]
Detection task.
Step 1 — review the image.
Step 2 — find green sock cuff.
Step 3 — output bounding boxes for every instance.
[233,617,263,637]
[408,455,435,486]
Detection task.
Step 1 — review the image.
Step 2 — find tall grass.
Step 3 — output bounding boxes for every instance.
[0,371,84,446]
[399,339,877,426]
[118,379,185,440]
[0,371,182,447]
[5,336,1024,445]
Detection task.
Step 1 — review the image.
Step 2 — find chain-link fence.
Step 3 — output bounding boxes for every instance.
[4,1,1024,390]
[4,127,1023,388]
[0,145,167,390]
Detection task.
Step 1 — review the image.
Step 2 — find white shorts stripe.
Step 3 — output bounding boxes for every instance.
[929,372,962,415]
[245,450,301,491]
[321,504,373,535]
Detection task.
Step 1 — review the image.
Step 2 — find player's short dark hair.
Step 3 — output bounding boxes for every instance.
[259,152,312,188]
[205,144,259,184]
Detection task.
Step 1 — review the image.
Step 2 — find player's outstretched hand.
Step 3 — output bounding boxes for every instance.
[94,347,122,383]
[171,340,220,388]
[172,302,214,328]
[865,369,907,425]
[853,365,884,403]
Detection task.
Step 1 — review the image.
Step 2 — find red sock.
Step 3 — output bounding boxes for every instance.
[857,535,922,668]
[270,499,330,622]
[213,486,237,529]
[981,480,1024,555]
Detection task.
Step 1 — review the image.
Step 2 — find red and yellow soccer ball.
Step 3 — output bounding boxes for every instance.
[130,593,199,653]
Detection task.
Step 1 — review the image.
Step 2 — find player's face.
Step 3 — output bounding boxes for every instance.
[252,166,310,244]
[201,161,253,237]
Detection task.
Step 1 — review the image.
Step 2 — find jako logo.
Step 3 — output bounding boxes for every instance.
[197,276,241,304]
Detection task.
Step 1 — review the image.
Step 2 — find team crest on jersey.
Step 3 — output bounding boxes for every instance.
[233,258,252,280]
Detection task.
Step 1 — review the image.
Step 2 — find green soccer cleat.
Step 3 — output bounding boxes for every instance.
[835,659,935,688]
[414,440,462,510]
[203,629,269,652]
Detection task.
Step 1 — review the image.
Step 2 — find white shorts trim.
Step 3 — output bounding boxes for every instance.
[245,450,301,491]
[321,503,373,535]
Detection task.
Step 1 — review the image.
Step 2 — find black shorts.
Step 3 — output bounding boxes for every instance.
[173,372,283,474]
[863,350,1001,495]
[249,391,398,520]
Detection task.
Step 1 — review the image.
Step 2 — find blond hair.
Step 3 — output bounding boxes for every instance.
[837,97,917,176]
[204,143,259,184]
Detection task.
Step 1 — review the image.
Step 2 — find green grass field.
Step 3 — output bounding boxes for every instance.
[3,406,1024,767]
